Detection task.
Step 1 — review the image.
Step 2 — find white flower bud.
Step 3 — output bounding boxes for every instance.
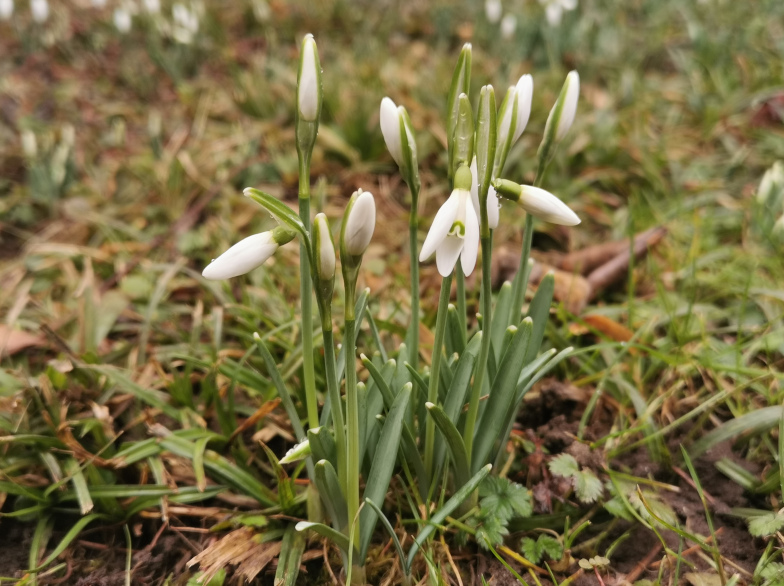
[342,191,376,257]
[21,129,37,157]
[297,34,320,122]
[513,74,533,142]
[313,213,335,281]
[143,0,160,13]
[114,8,131,33]
[554,71,580,141]
[202,232,279,280]
[485,0,502,23]
[500,13,517,39]
[30,0,47,22]
[380,97,403,167]
[0,0,14,20]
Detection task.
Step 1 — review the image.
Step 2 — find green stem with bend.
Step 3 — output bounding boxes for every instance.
[344,287,360,546]
[424,273,453,478]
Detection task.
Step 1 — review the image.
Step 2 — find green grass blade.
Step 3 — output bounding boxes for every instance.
[690,405,784,458]
[275,524,306,586]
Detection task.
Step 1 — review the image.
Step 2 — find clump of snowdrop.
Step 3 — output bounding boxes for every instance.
[171,2,199,44]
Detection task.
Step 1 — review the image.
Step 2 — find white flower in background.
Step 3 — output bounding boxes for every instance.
[297,34,320,122]
[469,157,499,230]
[494,179,580,226]
[203,231,286,280]
[113,7,132,33]
[30,0,48,23]
[500,13,517,39]
[757,161,784,205]
[513,74,533,142]
[172,2,199,44]
[21,129,37,157]
[0,0,14,20]
[143,0,160,13]
[342,190,376,257]
[484,0,502,23]
[420,166,480,277]
[538,0,577,26]
[91,0,106,7]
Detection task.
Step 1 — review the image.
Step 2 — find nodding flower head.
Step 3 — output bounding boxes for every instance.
[419,165,480,277]
[202,226,295,280]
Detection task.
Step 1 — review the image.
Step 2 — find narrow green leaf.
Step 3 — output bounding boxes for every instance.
[491,282,513,362]
[406,464,492,573]
[34,514,105,571]
[64,459,93,515]
[308,427,337,470]
[295,522,358,559]
[691,406,784,458]
[364,498,407,577]
[244,188,308,242]
[446,304,465,356]
[314,459,347,532]
[524,272,554,365]
[426,403,470,488]
[276,524,306,586]
[261,443,295,511]
[359,383,412,560]
[192,437,210,492]
[472,318,533,472]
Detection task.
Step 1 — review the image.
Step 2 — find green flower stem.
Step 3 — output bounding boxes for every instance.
[463,234,492,466]
[509,165,545,325]
[322,327,348,497]
[424,273,453,478]
[298,162,319,431]
[344,287,360,546]
[455,264,467,342]
[406,185,420,373]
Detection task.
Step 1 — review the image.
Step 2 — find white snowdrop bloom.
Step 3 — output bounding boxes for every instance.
[114,8,132,33]
[143,0,160,13]
[538,0,577,26]
[91,0,107,8]
[469,157,500,230]
[500,13,517,39]
[513,74,533,142]
[202,232,280,280]
[379,97,404,168]
[420,166,480,277]
[30,0,48,23]
[484,0,502,23]
[494,179,580,226]
[0,0,14,20]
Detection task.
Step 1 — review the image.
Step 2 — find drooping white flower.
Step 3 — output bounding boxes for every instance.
[470,157,499,230]
[513,74,533,142]
[172,3,199,43]
[484,0,502,23]
[494,179,580,226]
[113,8,132,33]
[420,167,480,277]
[379,97,404,168]
[342,190,376,257]
[538,0,577,26]
[297,34,320,122]
[202,231,281,280]
[91,0,107,7]
[543,70,579,145]
[143,0,160,12]
[500,13,517,39]
[0,0,14,20]
[30,0,48,23]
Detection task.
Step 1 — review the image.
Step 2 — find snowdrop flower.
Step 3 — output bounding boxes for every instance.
[91,0,106,7]
[297,34,320,122]
[420,165,479,277]
[202,227,295,280]
[538,0,577,26]
[143,0,160,13]
[21,129,37,158]
[30,0,48,23]
[172,3,198,43]
[470,157,499,230]
[0,0,14,20]
[493,179,580,226]
[380,97,419,187]
[484,0,502,23]
[114,8,132,33]
[757,161,784,206]
[341,190,376,258]
[313,213,335,282]
[500,13,517,39]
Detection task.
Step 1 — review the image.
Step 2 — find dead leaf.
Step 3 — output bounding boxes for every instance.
[0,325,47,358]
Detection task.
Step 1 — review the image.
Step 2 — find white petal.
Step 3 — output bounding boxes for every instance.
[298,35,319,121]
[314,214,336,280]
[518,185,580,226]
[556,71,580,141]
[484,0,502,23]
[202,232,277,280]
[500,13,517,38]
[420,192,459,262]
[344,191,376,256]
[380,97,403,167]
[513,75,533,143]
[469,157,480,219]
[461,199,480,276]
[436,236,464,277]
[487,185,500,230]
[498,86,517,146]
[561,0,577,10]
[545,3,562,25]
